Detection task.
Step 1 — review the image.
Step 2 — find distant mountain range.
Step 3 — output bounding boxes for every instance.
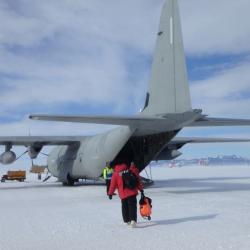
[159,155,250,167]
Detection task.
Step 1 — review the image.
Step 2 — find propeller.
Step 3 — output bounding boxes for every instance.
[15,150,28,161]
[15,149,36,168]
[15,147,51,181]
[40,152,49,156]
[43,172,52,182]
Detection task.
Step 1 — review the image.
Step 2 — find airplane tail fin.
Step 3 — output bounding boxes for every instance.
[142,0,192,116]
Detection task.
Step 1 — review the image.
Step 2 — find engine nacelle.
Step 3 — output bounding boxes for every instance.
[0,151,17,165]
[28,146,43,159]
[170,150,182,159]
[156,149,182,161]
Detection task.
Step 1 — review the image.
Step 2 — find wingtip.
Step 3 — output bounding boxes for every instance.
[29,115,39,120]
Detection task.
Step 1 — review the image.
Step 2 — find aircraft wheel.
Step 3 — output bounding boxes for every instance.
[62,174,75,186]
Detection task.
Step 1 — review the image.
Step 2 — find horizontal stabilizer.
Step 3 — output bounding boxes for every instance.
[29,112,202,135]
[187,117,250,127]
[29,114,165,126]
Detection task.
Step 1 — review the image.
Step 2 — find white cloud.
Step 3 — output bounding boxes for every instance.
[0,0,162,51]
[191,60,250,117]
[0,45,129,107]
[0,0,159,115]
[1,0,249,54]
[0,0,250,135]
[180,0,250,55]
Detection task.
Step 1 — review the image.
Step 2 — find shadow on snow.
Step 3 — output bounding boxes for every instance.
[1,176,250,194]
[137,214,218,228]
[152,176,250,194]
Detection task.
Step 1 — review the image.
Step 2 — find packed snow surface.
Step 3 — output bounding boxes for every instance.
[1,165,250,250]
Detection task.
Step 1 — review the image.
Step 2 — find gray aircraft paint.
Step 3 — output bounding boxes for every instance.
[142,0,191,115]
[48,126,134,180]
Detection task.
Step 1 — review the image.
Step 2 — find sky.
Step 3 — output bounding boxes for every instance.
[1,0,250,166]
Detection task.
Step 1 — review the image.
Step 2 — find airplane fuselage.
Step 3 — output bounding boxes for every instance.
[47,125,179,184]
[48,126,134,184]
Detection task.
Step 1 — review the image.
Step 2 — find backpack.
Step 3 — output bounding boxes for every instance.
[122,170,138,190]
[139,193,152,220]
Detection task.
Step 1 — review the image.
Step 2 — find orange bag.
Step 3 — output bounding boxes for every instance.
[139,195,152,220]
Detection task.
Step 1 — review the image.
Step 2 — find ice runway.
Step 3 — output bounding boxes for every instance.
[1,165,250,250]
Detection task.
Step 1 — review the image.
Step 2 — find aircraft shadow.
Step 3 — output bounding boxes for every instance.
[74,180,105,187]
[151,176,250,194]
[2,176,250,193]
[137,214,218,228]
[0,182,62,191]
[0,180,105,191]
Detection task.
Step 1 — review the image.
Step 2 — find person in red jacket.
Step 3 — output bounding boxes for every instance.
[108,162,143,227]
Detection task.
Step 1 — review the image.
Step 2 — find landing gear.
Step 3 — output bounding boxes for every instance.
[62,174,75,186]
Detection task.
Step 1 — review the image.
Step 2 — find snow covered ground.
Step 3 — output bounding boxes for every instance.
[1,165,250,250]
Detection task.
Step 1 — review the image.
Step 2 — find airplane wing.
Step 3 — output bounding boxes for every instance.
[187,117,250,127]
[1,135,248,147]
[155,137,250,161]
[168,136,250,151]
[0,136,87,146]
[0,136,88,164]
[170,137,250,145]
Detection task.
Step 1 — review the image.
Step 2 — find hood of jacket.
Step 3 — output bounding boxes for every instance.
[114,163,128,173]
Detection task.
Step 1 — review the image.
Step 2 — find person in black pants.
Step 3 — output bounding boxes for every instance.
[108,162,144,227]
[122,195,137,223]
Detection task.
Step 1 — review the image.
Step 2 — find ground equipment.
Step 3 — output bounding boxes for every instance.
[1,170,26,182]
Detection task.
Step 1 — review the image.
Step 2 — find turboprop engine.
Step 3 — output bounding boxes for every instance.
[27,146,43,159]
[0,151,16,165]
[156,149,182,160]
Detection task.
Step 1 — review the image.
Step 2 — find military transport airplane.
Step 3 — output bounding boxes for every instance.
[1,0,250,185]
